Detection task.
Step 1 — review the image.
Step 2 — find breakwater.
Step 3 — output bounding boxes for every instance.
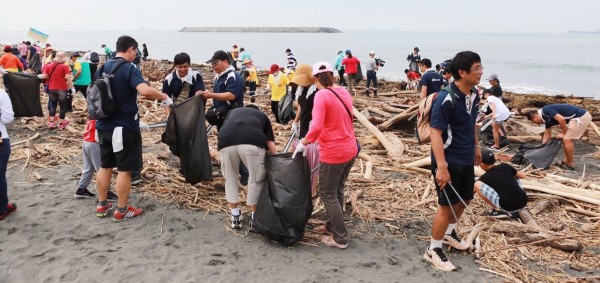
[179,27,342,33]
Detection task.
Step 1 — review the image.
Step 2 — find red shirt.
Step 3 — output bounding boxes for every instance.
[305,86,357,164]
[407,71,421,80]
[42,62,71,90]
[342,57,360,74]
[83,120,97,142]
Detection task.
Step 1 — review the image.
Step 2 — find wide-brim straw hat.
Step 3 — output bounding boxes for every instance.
[292,64,313,86]
[242,58,253,65]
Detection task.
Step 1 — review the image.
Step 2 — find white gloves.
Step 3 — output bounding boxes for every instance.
[37,74,45,79]
[71,88,77,95]
[291,122,298,135]
[292,142,306,158]
[139,122,150,132]
[160,96,173,107]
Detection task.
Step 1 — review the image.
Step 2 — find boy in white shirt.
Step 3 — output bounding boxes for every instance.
[482,89,511,151]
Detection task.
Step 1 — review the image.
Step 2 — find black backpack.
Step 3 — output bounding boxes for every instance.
[89,52,100,63]
[86,60,128,119]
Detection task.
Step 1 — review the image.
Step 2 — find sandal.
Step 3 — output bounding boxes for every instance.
[554,160,576,171]
[313,225,332,235]
[321,235,348,249]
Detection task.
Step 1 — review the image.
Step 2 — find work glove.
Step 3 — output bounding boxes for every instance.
[160,96,173,107]
[37,74,44,79]
[291,122,298,135]
[292,142,306,158]
[70,88,77,95]
[139,122,150,132]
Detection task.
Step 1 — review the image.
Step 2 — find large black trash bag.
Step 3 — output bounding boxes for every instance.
[254,153,313,247]
[511,139,562,169]
[277,89,295,124]
[161,95,212,184]
[6,72,43,117]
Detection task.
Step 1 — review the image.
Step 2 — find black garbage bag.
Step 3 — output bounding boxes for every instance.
[355,64,364,83]
[5,72,43,117]
[511,139,562,169]
[254,153,312,247]
[161,95,212,184]
[277,89,295,124]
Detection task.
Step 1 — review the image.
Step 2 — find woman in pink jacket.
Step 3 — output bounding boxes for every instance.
[293,61,358,249]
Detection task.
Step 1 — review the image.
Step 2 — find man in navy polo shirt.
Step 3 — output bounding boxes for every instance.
[419,58,444,99]
[202,50,247,184]
[527,104,591,169]
[424,51,483,272]
[94,35,172,222]
[202,50,244,130]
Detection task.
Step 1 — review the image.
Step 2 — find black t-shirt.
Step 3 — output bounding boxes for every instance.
[298,86,317,138]
[478,163,527,211]
[217,107,275,150]
[491,84,502,98]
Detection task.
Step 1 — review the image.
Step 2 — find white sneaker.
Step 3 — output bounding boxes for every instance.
[424,248,457,272]
[231,214,243,230]
[443,230,470,250]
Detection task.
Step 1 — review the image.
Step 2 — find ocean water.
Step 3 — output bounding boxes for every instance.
[3,30,599,98]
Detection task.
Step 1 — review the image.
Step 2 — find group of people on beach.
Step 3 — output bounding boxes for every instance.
[0,35,594,272]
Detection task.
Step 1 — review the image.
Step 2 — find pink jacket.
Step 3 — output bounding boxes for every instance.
[305,86,357,164]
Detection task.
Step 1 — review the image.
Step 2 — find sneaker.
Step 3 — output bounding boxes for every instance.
[486,209,509,219]
[131,177,143,186]
[487,145,500,152]
[95,202,113,218]
[113,205,144,222]
[74,188,96,199]
[424,248,457,272]
[107,191,118,201]
[231,214,243,230]
[249,215,256,232]
[48,121,57,129]
[58,120,70,130]
[443,230,470,250]
[0,203,17,221]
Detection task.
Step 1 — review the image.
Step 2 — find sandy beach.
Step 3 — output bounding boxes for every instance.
[1,57,599,283]
[0,156,490,283]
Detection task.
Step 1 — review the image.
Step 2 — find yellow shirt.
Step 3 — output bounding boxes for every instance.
[285,68,295,82]
[267,73,290,101]
[247,66,258,82]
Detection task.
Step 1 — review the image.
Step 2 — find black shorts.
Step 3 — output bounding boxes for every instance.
[98,129,142,172]
[431,161,475,206]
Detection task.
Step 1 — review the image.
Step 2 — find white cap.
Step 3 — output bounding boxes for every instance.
[368,50,375,55]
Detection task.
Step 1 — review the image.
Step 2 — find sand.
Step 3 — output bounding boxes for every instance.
[0,155,493,282]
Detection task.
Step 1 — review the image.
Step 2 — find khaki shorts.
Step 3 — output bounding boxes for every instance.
[565,112,592,140]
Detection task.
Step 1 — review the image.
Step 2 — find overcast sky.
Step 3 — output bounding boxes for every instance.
[2,0,598,33]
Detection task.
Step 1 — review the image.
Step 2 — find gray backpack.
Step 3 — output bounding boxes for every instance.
[86,60,127,119]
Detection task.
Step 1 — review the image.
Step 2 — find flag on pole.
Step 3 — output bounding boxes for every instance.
[27,28,49,44]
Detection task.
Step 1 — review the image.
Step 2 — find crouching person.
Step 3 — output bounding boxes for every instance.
[475,150,527,218]
[218,105,276,230]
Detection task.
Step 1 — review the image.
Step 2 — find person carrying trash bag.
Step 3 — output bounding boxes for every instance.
[217,104,276,230]
[293,61,357,249]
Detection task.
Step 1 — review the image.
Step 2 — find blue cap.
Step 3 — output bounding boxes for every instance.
[345,50,351,54]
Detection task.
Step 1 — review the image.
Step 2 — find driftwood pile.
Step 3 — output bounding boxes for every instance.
[7,59,600,282]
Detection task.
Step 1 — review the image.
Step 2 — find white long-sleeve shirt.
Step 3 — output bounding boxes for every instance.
[0,89,14,139]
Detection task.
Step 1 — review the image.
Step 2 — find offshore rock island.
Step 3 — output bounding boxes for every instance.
[179,27,342,33]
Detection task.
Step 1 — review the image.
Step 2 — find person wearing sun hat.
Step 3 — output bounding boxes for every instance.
[475,149,527,219]
[290,64,318,139]
[263,63,290,123]
[242,58,258,102]
[293,61,357,249]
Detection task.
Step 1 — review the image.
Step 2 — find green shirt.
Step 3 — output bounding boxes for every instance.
[73,59,91,86]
